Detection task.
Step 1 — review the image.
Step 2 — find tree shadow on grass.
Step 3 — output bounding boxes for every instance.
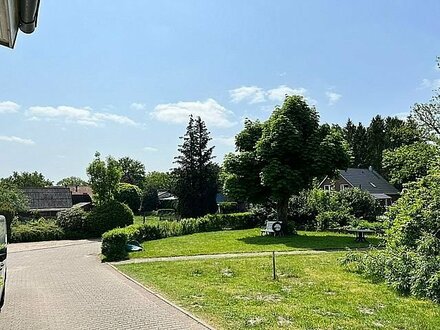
[238,232,380,250]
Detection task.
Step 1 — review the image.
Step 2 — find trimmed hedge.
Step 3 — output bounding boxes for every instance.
[11,218,65,243]
[102,212,256,261]
[86,200,134,236]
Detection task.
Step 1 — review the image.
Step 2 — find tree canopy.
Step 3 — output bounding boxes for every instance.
[86,152,122,205]
[118,157,146,188]
[173,116,218,218]
[224,95,349,226]
[1,171,53,188]
[56,176,88,187]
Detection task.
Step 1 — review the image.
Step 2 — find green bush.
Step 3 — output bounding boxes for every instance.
[114,183,142,214]
[11,218,65,242]
[86,200,134,236]
[218,202,238,214]
[141,187,159,212]
[56,206,89,236]
[316,210,356,231]
[0,206,14,241]
[342,170,440,303]
[335,188,383,221]
[101,212,256,260]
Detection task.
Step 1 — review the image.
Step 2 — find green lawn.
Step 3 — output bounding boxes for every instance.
[133,215,160,225]
[117,253,440,330]
[129,228,380,259]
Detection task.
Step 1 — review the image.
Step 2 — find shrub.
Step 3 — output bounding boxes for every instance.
[335,188,383,221]
[218,202,238,214]
[56,206,89,235]
[101,212,256,260]
[342,170,440,303]
[316,210,355,231]
[10,218,65,242]
[141,187,159,212]
[114,183,142,214]
[86,200,134,236]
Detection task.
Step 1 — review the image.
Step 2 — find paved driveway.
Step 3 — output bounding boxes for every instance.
[0,240,210,330]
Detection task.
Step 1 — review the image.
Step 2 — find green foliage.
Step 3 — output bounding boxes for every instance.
[0,182,28,212]
[316,211,356,231]
[411,58,440,140]
[101,212,256,260]
[173,116,218,218]
[382,142,439,190]
[86,152,122,205]
[56,206,88,234]
[118,157,146,188]
[224,96,349,227]
[335,188,383,221]
[218,202,238,214]
[114,183,142,213]
[344,116,422,171]
[143,171,174,192]
[86,200,134,236]
[141,187,159,212]
[1,171,53,188]
[56,176,88,187]
[101,228,130,261]
[343,169,440,302]
[10,218,65,242]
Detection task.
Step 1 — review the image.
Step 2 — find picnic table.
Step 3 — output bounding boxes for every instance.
[346,229,375,242]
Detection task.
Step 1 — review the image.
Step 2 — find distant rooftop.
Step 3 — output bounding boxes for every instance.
[339,168,399,195]
[22,187,72,211]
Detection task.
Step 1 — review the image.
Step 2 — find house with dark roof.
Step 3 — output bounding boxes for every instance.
[22,187,73,217]
[318,167,400,206]
[68,186,93,205]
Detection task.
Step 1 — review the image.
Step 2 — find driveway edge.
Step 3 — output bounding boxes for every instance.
[106,263,215,330]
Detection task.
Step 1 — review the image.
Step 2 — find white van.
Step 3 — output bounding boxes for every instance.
[0,215,7,310]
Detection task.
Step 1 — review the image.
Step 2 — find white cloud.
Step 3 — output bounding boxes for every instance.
[0,101,20,114]
[325,91,342,106]
[130,102,147,111]
[27,105,137,126]
[213,136,235,147]
[229,86,266,104]
[144,146,158,152]
[267,85,308,102]
[419,78,440,90]
[152,98,235,128]
[0,135,35,145]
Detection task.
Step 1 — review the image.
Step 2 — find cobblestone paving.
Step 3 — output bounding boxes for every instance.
[0,240,210,330]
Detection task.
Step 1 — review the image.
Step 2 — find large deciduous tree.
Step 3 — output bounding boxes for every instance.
[56,176,88,187]
[1,171,53,188]
[86,152,122,205]
[382,142,439,190]
[411,57,440,141]
[173,116,218,218]
[224,95,349,228]
[118,157,146,188]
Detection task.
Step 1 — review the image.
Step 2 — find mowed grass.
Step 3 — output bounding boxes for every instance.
[129,228,380,259]
[117,253,440,330]
[133,215,160,225]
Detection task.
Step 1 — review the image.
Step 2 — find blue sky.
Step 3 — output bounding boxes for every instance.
[0,1,439,182]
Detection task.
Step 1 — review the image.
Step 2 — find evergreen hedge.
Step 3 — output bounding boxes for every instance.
[102,212,256,261]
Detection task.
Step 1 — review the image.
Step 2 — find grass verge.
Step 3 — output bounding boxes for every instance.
[117,253,440,330]
[129,229,380,259]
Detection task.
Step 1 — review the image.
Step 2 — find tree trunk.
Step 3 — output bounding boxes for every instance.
[276,197,295,234]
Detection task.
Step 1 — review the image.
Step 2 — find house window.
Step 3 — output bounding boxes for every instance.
[340,184,350,191]
[323,185,331,191]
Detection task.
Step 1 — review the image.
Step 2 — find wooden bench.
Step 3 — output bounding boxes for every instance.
[260,221,283,236]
